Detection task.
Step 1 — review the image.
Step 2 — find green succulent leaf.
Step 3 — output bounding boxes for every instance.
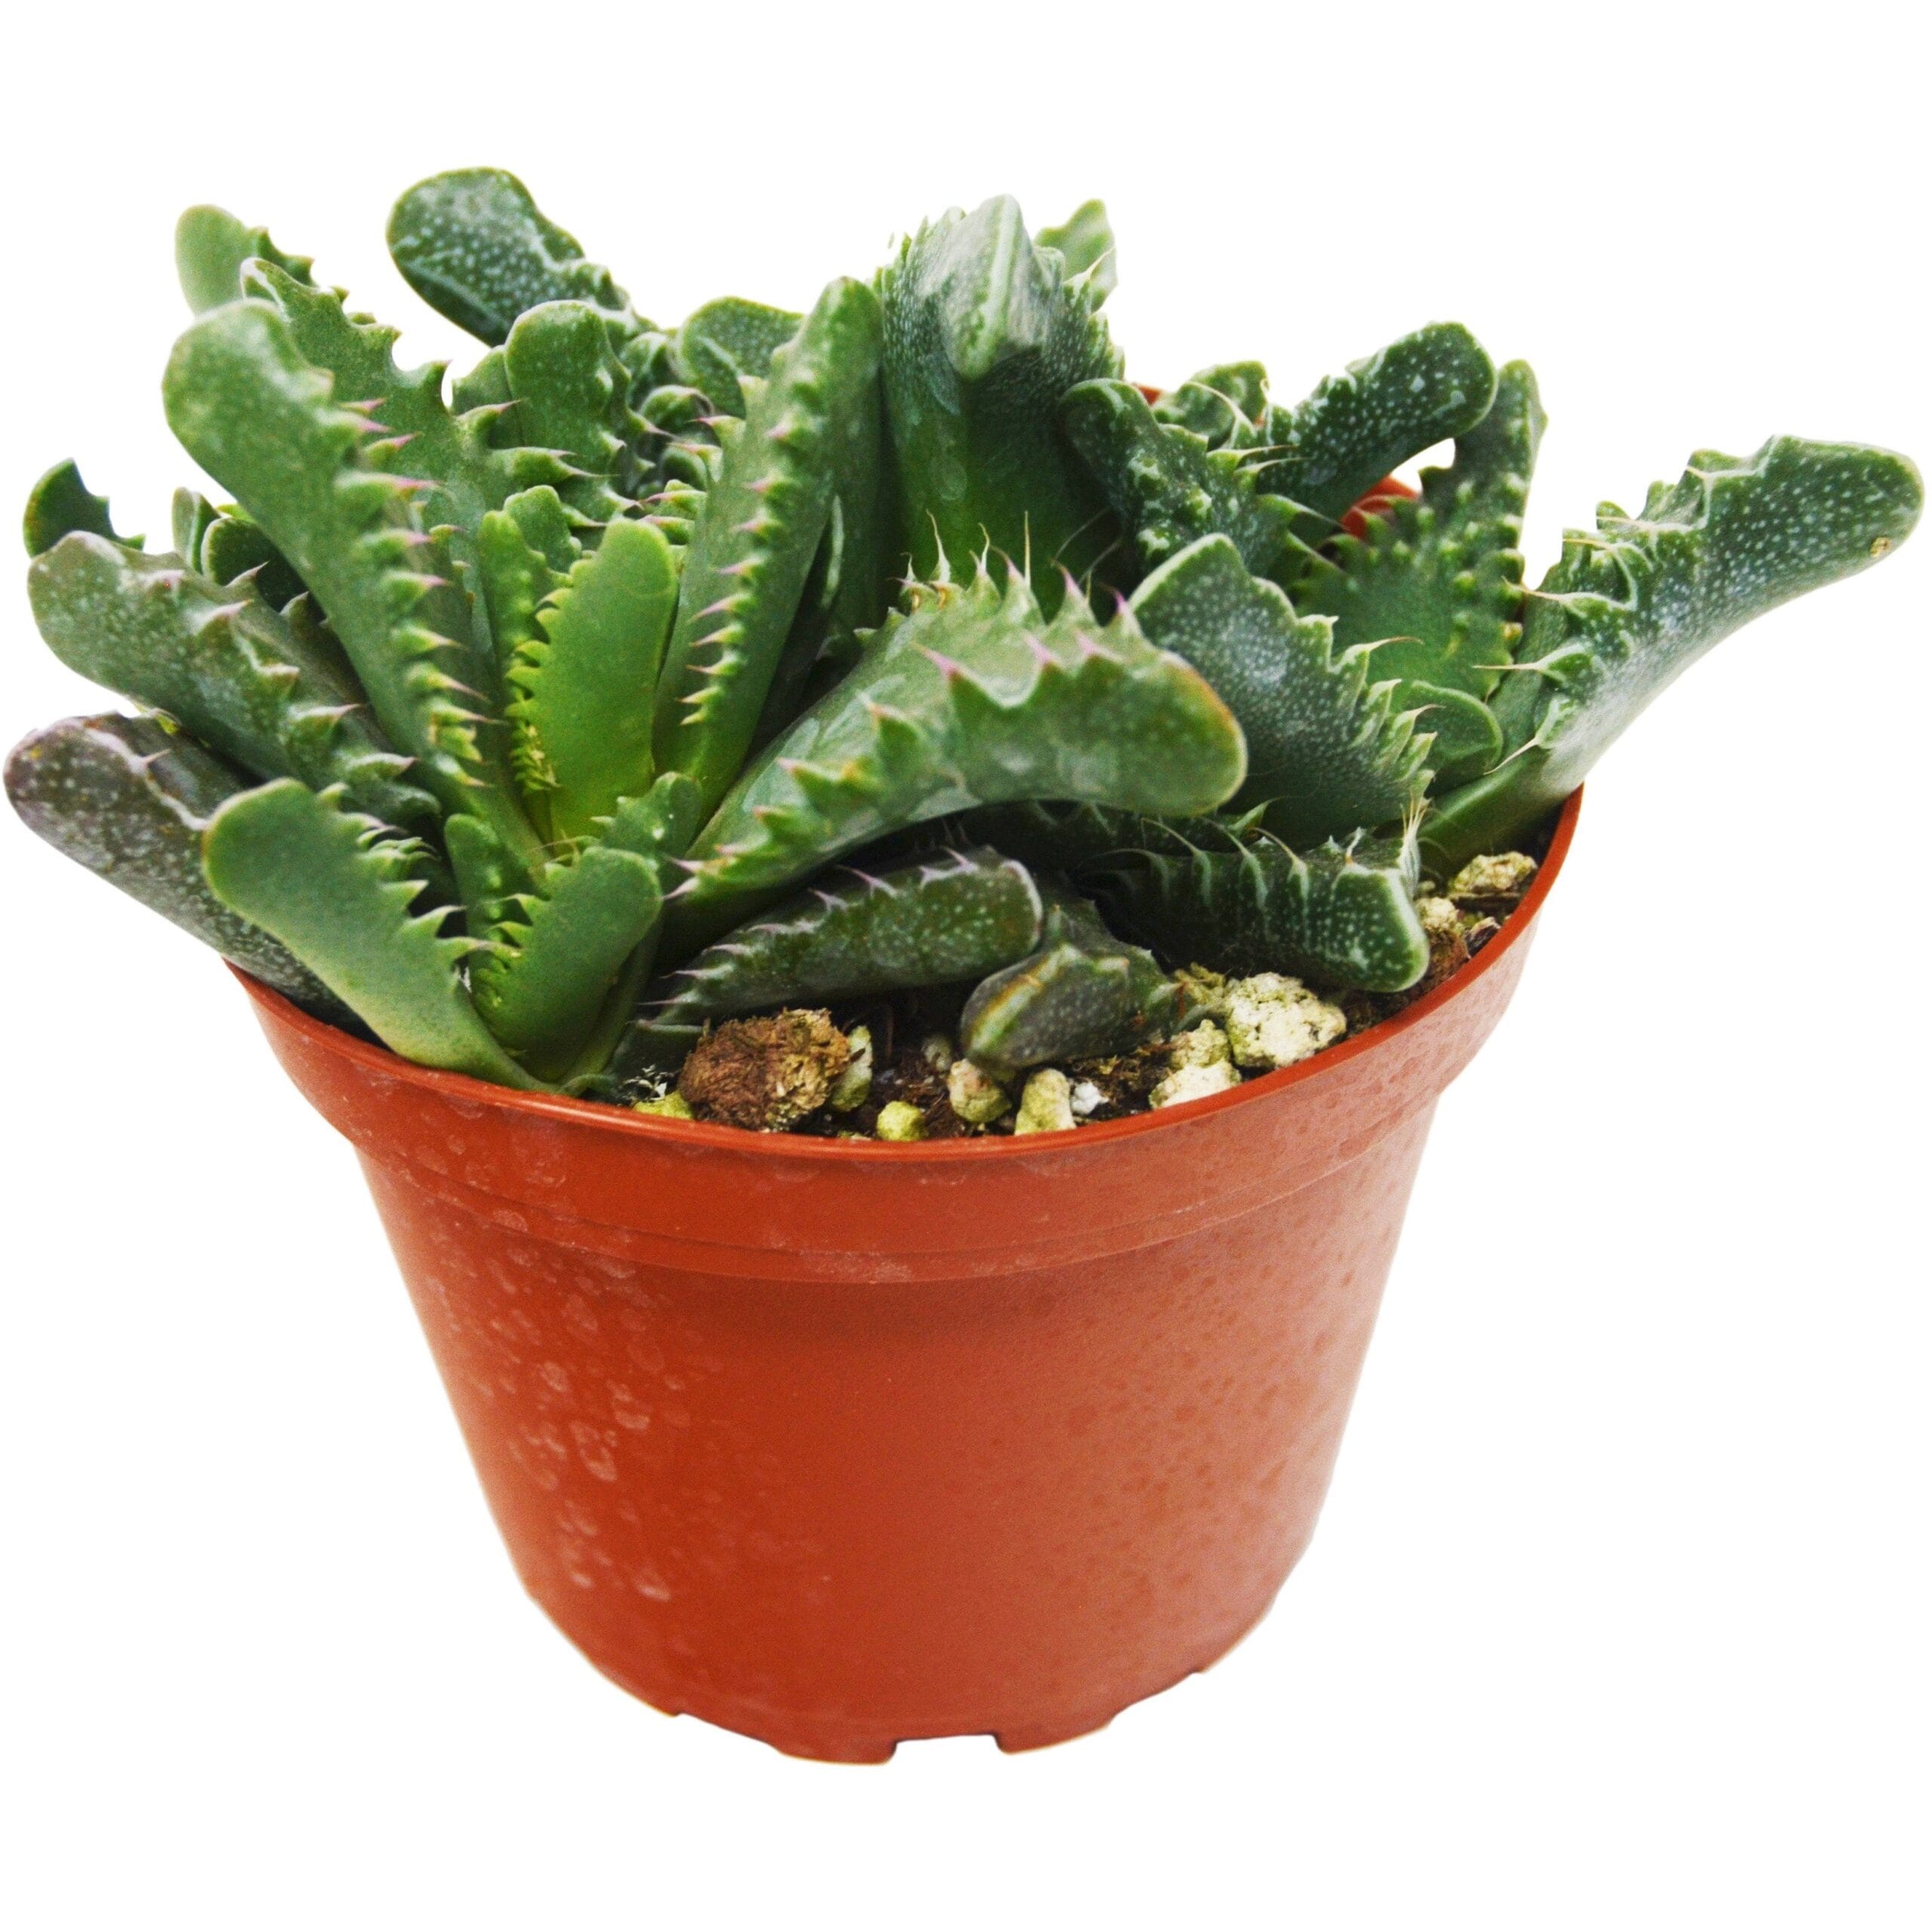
[878,195,1122,587]
[1251,322,1497,528]
[475,485,583,683]
[195,504,308,608]
[451,347,512,414]
[24,460,130,558]
[1152,361,1269,450]
[752,340,894,749]
[1062,377,1313,585]
[596,771,706,869]
[28,532,436,826]
[545,773,709,1081]
[386,168,633,347]
[1296,361,1546,771]
[959,887,1181,1077]
[1035,199,1117,301]
[175,205,314,314]
[171,488,220,565]
[242,259,569,546]
[1129,534,1428,845]
[619,844,1044,1074]
[470,844,665,1079]
[507,515,678,843]
[443,810,535,937]
[676,297,803,417]
[502,482,583,571]
[202,778,542,1085]
[6,713,346,1017]
[666,562,1246,954]
[1423,435,1924,871]
[653,275,884,814]
[1087,818,1430,993]
[948,798,1148,873]
[1390,681,1503,784]
[503,300,638,520]
[163,300,543,872]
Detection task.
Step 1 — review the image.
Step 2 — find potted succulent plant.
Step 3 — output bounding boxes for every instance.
[9,173,1918,1761]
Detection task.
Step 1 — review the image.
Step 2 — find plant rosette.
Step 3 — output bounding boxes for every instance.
[8,174,1919,1756]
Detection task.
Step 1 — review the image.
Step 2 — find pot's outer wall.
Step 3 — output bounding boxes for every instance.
[243,793,1580,1761]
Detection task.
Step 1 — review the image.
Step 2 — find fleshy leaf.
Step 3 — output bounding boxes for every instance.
[596,772,706,869]
[507,515,678,843]
[470,844,664,1080]
[202,779,542,1086]
[675,297,802,417]
[618,844,1044,1073]
[1035,199,1117,301]
[24,460,129,558]
[632,383,718,549]
[195,504,307,608]
[444,810,535,937]
[878,195,1121,586]
[960,887,1181,1076]
[175,205,314,314]
[1296,361,1546,766]
[1062,378,1312,585]
[654,276,884,813]
[475,487,580,683]
[1087,818,1431,993]
[171,488,220,565]
[665,562,1246,954]
[163,300,544,873]
[28,532,435,826]
[949,798,1148,873]
[1152,362,1269,450]
[752,341,894,747]
[242,259,568,546]
[5,713,346,1017]
[1129,534,1428,845]
[386,169,633,346]
[503,300,638,521]
[1250,323,1497,527]
[1423,436,1924,870]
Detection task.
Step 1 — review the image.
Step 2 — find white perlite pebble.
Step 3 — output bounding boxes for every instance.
[1150,1022,1241,1109]
[1013,1067,1077,1135]
[1150,1058,1241,1109]
[946,1057,1011,1125]
[1220,974,1347,1070]
[1447,851,1537,900]
[1068,1079,1104,1118]
[1168,1020,1232,1068]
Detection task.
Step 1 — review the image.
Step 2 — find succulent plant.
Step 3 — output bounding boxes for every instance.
[11,174,1921,1122]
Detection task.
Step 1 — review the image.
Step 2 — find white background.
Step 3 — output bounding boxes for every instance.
[3,5,1927,1926]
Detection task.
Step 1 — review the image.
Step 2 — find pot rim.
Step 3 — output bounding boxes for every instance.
[234,789,1580,1164]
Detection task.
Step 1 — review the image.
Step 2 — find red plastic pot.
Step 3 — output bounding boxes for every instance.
[238,792,1580,1761]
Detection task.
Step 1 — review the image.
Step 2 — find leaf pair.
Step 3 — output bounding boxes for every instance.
[29,532,434,829]
[1423,436,1923,869]
[162,300,546,876]
[480,507,680,846]
[617,844,1044,1076]
[8,714,347,1019]
[666,560,1247,951]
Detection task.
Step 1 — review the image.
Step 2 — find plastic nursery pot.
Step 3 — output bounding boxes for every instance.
[236,792,1581,1763]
